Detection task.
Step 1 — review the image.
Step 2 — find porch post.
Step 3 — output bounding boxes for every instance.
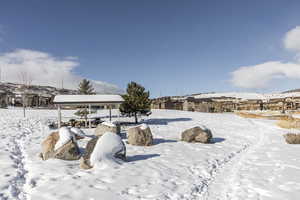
[85,105,88,128]
[89,104,92,129]
[109,105,112,122]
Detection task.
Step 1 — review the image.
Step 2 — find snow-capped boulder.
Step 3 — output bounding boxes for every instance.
[40,127,81,160]
[181,126,213,143]
[94,121,120,137]
[80,132,126,169]
[127,124,153,146]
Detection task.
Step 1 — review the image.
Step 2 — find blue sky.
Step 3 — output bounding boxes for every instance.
[1,0,300,97]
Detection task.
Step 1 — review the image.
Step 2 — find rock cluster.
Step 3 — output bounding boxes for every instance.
[41,120,217,171]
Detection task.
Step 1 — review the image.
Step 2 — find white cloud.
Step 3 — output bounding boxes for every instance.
[230,61,300,88]
[231,26,300,89]
[284,26,300,52]
[0,49,122,94]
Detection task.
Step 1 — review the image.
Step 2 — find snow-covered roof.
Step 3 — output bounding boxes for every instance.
[53,95,124,105]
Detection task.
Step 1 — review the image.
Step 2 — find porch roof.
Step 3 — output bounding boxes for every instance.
[53,94,124,106]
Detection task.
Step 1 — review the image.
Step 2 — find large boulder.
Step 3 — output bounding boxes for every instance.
[40,127,81,160]
[284,133,300,144]
[80,137,99,169]
[40,131,59,160]
[181,126,212,143]
[95,122,121,137]
[80,132,126,169]
[127,124,153,146]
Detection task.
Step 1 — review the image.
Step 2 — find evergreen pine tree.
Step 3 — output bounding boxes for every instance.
[78,79,95,94]
[119,81,151,123]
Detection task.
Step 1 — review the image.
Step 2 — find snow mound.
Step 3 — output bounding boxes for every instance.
[54,127,75,150]
[90,132,125,169]
[102,121,116,127]
[70,127,86,137]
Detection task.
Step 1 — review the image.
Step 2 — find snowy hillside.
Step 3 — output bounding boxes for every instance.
[190,92,300,100]
[0,109,299,200]
[0,82,77,95]
[0,82,123,96]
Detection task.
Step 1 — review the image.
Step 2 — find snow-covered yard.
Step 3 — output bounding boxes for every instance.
[0,109,300,200]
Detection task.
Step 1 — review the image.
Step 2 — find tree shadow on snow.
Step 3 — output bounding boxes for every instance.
[127,154,160,162]
[153,138,178,145]
[210,137,226,144]
[142,118,192,125]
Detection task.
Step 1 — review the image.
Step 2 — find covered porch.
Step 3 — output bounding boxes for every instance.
[53,95,124,128]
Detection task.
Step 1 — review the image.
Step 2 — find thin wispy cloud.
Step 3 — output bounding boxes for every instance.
[0,49,122,94]
[230,26,300,89]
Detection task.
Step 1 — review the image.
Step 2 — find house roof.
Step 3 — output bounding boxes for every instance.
[53,95,124,105]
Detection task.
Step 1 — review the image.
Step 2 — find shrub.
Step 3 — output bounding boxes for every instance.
[236,112,291,121]
[277,118,300,129]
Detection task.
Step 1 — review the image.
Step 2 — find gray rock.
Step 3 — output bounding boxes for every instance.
[54,140,81,160]
[80,137,99,169]
[127,124,153,146]
[94,122,120,137]
[181,126,212,143]
[284,133,300,144]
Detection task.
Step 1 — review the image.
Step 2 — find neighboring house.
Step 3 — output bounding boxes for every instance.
[151,94,300,113]
[151,97,184,110]
[0,90,8,108]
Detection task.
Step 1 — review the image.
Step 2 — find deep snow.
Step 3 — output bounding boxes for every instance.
[0,108,299,200]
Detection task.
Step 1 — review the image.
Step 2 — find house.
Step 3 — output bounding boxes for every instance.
[183,97,214,112]
[151,97,184,110]
[0,90,8,108]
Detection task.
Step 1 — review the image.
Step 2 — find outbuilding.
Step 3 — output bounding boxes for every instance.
[53,95,124,128]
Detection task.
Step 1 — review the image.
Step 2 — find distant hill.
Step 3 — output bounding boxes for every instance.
[0,82,78,96]
[283,89,300,93]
